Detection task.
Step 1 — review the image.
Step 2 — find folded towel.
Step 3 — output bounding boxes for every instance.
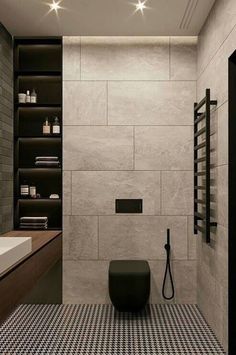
[20,216,48,223]
[20,225,48,230]
[35,161,60,167]
[20,222,48,227]
[35,156,59,161]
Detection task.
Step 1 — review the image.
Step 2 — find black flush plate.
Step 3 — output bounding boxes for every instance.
[115,199,143,213]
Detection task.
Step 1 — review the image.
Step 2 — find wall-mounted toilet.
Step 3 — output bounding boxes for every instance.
[109,260,150,312]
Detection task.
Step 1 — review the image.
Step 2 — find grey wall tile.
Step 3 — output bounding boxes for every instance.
[187,216,197,260]
[173,260,197,303]
[148,260,171,304]
[63,171,71,215]
[197,5,218,76]
[197,59,216,103]
[217,165,228,228]
[161,171,193,215]
[63,126,133,170]
[135,126,193,170]
[72,171,161,215]
[108,81,196,126]
[170,37,197,80]
[145,260,196,304]
[63,37,81,80]
[63,216,98,260]
[81,37,169,80]
[213,0,236,60]
[63,81,107,125]
[63,260,110,304]
[99,216,188,260]
[217,103,228,166]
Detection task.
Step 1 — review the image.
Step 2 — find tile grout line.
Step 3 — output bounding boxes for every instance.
[133,126,135,170]
[62,79,197,82]
[80,36,82,81]
[65,169,194,172]
[198,21,236,80]
[160,171,162,216]
[65,214,193,217]
[187,216,190,260]
[70,171,73,216]
[63,124,195,127]
[169,36,171,80]
[97,215,100,260]
[106,81,108,125]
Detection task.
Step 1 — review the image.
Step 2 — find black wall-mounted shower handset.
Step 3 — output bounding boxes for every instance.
[162,229,175,300]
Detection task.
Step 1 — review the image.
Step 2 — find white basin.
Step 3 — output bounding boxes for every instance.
[0,237,32,274]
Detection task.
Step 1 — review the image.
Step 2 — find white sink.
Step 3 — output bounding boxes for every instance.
[0,237,32,274]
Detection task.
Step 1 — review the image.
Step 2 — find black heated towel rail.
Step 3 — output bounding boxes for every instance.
[194,88,217,243]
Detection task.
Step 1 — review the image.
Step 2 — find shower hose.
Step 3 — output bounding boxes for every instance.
[162,229,175,300]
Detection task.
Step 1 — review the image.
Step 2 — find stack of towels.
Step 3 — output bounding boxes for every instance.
[20,216,48,229]
[35,156,60,167]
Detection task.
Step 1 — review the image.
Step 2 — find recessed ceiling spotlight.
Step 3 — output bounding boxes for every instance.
[135,0,147,14]
[49,0,62,13]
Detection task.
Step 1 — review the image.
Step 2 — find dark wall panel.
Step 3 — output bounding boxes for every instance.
[0,23,13,234]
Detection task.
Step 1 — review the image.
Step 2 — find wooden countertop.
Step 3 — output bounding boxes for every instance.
[0,230,62,279]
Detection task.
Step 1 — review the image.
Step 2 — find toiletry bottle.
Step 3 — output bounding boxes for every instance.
[29,183,37,198]
[26,90,31,103]
[30,88,37,103]
[20,180,29,197]
[43,117,51,135]
[52,117,60,135]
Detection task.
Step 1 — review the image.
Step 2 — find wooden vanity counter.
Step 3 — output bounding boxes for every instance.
[0,230,62,323]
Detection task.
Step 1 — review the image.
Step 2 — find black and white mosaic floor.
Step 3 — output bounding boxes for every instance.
[0,304,225,354]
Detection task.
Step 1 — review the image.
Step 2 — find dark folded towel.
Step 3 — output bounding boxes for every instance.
[20,225,48,230]
[35,161,60,167]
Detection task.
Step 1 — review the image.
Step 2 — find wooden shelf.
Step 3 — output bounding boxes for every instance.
[15,70,61,76]
[15,103,61,108]
[16,135,62,139]
[18,199,61,202]
[18,168,61,172]
[18,136,61,140]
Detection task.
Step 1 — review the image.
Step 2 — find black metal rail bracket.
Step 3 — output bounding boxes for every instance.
[194,88,217,243]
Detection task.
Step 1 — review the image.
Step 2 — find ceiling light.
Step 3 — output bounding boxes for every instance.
[49,0,62,13]
[135,0,147,14]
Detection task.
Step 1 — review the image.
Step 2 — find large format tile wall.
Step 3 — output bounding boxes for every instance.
[197,0,235,351]
[0,24,13,234]
[63,36,197,305]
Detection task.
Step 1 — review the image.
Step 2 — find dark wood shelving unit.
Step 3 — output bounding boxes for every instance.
[14,37,62,230]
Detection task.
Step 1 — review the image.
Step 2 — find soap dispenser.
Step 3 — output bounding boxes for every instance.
[30,88,37,103]
[52,117,60,135]
[43,117,51,135]
[26,90,31,103]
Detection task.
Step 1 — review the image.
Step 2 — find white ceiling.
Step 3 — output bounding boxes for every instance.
[0,0,215,36]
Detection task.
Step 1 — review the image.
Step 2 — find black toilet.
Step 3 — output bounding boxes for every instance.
[109,260,150,312]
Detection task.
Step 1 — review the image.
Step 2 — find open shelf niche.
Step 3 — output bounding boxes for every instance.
[14,37,62,230]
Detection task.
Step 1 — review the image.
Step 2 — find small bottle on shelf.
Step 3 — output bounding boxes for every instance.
[43,117,51,135]
[20,180,29,197]
[26,90,31,103]
[29,183,37,198]
[52,117,60,135]
[30,88,37,103]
